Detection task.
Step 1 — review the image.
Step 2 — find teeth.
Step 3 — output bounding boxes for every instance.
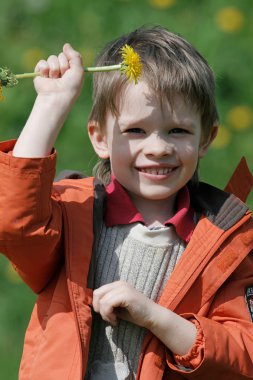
[139,168,173,175]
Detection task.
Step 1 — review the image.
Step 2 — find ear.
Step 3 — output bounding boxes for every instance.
[88,121,110,159]
[198,125,219,158]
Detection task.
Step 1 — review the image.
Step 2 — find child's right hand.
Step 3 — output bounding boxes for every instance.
[13,44,85,158]
[34,43,84,104]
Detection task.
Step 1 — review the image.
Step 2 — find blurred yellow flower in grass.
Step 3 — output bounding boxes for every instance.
[227,106,253,131]
[5,262,22,284]
[149,0,176,9]
[0,84,4,101]
[21,48,45,71]
[216,7,244,33]
[212,125,231,149]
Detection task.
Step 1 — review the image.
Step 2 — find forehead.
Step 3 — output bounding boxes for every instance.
[116,81,201,127]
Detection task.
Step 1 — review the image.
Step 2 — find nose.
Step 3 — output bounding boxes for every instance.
[143,133,173,158]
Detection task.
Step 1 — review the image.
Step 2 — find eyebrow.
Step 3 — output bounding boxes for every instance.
[118,118,197,130]
[117,117,146,128]
[171,119,197,129]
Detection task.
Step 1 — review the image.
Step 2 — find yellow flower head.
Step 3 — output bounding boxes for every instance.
[120,44,142,84]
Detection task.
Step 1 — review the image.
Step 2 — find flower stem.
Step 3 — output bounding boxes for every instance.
[15,64,122,80]
[84,64,122,72]
[15,72,40,79]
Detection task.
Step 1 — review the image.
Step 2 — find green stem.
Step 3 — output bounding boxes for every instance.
[15,72,40,79]
[84,64,122,72]
[15,64,122,79]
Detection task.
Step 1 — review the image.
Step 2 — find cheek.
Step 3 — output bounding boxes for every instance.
[111,145,130,163]
[110,138,137,162]
[109,144,132,177]
[178,142,199,163]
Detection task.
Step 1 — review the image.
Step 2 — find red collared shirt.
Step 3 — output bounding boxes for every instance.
[104,177,195,242]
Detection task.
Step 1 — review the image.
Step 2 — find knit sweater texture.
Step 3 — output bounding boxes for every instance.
[85,222,186,380]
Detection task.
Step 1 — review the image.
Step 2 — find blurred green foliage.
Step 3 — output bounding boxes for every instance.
[0,0,252,377]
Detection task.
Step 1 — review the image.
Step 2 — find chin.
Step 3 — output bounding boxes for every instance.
[141,191,176,201]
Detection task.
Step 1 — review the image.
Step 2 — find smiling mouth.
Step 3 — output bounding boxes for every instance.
[137,167,176,175]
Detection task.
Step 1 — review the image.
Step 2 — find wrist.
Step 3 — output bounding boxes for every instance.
[147,304,197,356]
[143,300,164,331]
[147,302,170,333]
[35,93,73,111]
[13,93,72,158]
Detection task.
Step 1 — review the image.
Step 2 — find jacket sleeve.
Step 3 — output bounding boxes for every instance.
[0,140,63,293]
[166,248,253,379]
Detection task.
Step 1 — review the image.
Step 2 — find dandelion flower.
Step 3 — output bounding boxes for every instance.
[120,44,142,84]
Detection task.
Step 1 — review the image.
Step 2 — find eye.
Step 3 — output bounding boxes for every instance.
[169,128,189,134]
[124,127,145,134]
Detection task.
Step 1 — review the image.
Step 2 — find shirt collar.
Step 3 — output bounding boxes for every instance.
[104,177,195,242]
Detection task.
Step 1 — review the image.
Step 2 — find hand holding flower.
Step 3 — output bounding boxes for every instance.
[0,43,142,101]
[33,43,84,103]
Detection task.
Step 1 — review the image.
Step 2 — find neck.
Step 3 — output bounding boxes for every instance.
[130,194,177,227]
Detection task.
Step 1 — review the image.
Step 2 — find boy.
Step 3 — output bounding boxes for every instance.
[0,26,252,379]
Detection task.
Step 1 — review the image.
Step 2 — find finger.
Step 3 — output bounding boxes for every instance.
[62,43,83,69]
[93,283,120,312]
[58,52,69,76]
[35,60,49,77]
[97,292,120,326]
[100,304,118,326]
[95,287,128,314]
[93,287,109,313]
[94,281,127,296]
[47,55,60,78]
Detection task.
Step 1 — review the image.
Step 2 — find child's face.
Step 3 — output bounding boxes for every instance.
[90,81,212,207]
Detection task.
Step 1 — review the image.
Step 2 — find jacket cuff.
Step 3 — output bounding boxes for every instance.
[166,314,205,373]
[0,139,56,173]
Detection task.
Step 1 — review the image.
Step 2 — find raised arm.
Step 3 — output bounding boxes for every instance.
[13,43,84,158]
[0,44,85,292]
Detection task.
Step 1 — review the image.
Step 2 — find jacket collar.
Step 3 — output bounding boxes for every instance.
[190,182,249,231]
[104,176,195,243]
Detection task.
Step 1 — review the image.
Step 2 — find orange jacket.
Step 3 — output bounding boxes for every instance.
[0,140,253,380]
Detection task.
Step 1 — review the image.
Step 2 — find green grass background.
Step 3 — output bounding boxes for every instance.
[0,0,252,377]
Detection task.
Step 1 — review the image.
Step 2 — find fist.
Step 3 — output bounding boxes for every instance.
[34,43,84,102]
[92,281,156,329]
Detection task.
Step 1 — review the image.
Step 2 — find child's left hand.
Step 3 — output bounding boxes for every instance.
[92,281,156,328]
[93,280,198,356]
